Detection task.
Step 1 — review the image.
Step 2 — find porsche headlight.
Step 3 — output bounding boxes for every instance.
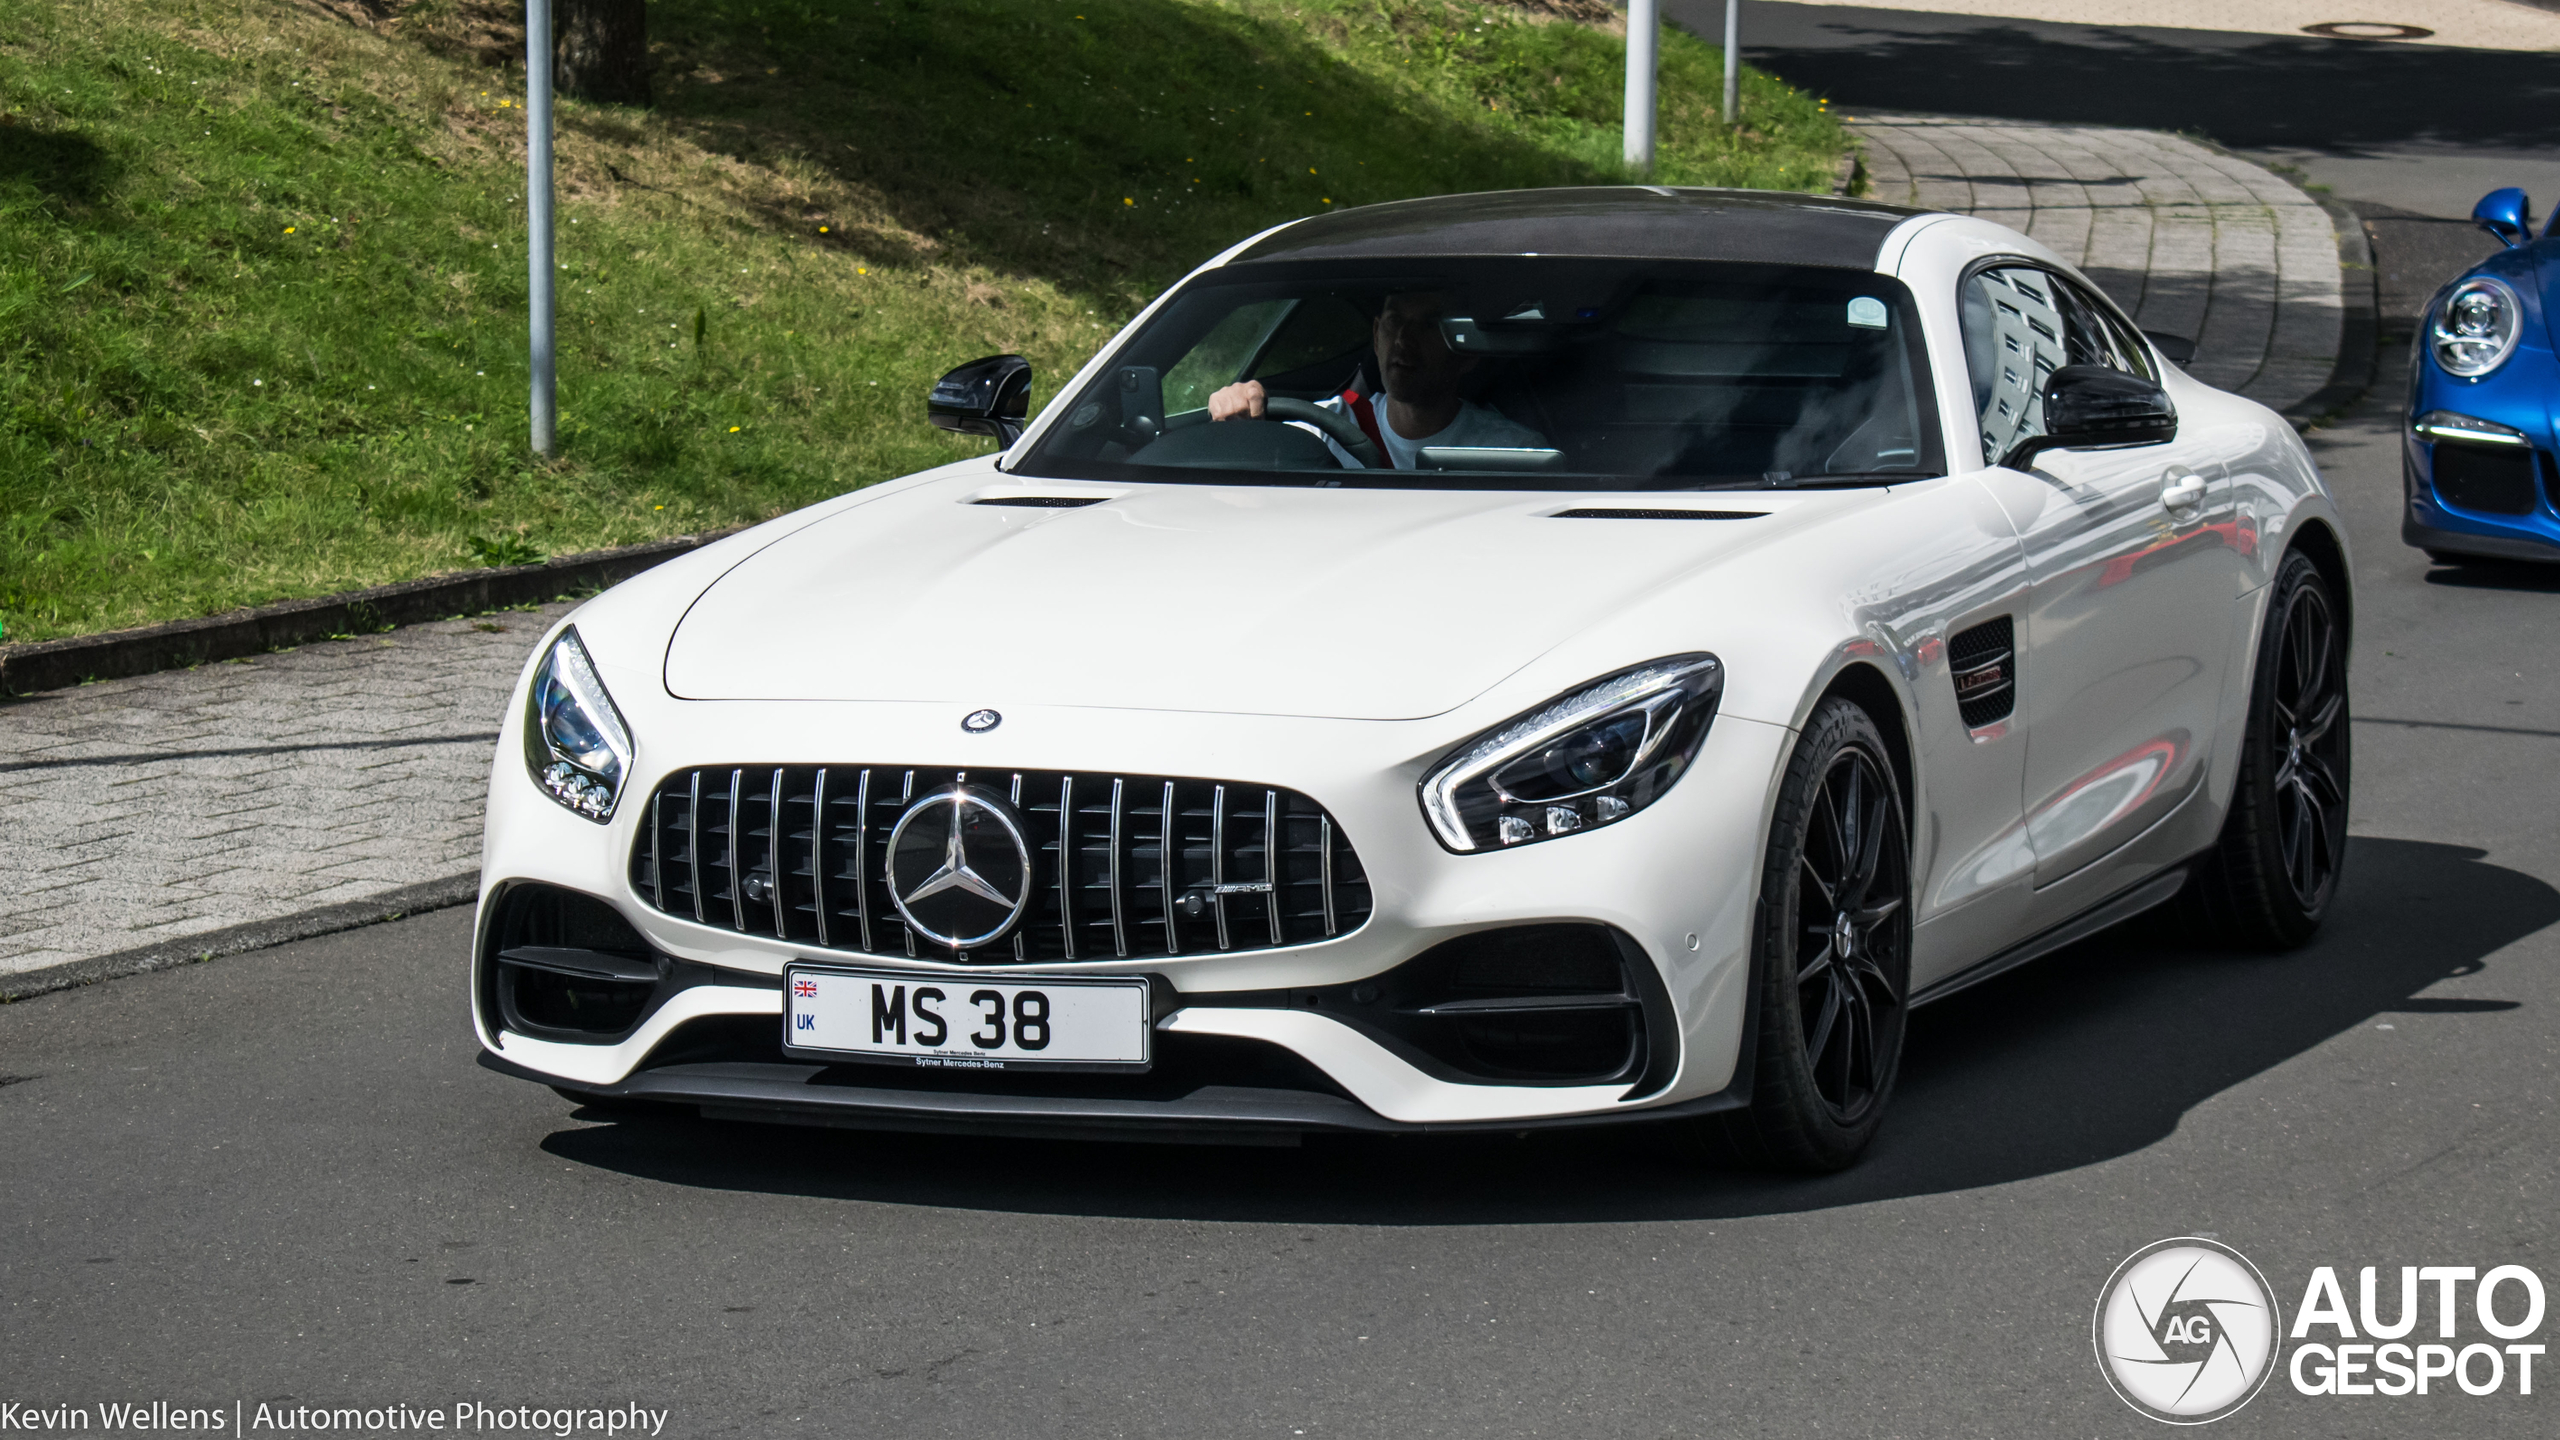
[2432,277,2524,378]
[523,626,633,822]
[1420,655,1722,852]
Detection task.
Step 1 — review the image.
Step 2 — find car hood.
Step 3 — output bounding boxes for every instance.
[663,476,1816,720]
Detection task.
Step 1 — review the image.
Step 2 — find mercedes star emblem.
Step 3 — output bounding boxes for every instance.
[961,708,1002,733]
[885,785,1034,950]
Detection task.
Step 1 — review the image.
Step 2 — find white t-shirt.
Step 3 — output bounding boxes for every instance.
[1296,391,1547,469]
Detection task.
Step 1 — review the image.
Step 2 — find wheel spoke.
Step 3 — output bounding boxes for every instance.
[1798,851,1836,910]
[1803,982,1843,1075]
[1857,894,1904,928]
[2298,683,2343,746]
[1835,761,1865,891]
[2298,603,2333,705]
[1842,983,1873,1099]
[1846,771,1891,908]
[2299,751,2346,809]
[1798,938,1837,988]
[2285,789,2317,896]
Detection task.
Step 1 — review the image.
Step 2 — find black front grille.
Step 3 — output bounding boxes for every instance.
[628,766,1371,962]
[2432,443,2541,516]
[1948,616,2017,728]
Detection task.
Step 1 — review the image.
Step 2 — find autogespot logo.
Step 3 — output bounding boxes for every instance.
[2094,1238,2283,1424]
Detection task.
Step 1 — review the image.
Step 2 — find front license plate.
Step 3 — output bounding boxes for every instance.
[783,965,1151,1071]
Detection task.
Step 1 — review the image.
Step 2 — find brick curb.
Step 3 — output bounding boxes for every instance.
[0,531,737,697]
[0,872,479,1003]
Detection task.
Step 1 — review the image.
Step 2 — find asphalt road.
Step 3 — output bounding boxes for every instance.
[4,398,2557,1436]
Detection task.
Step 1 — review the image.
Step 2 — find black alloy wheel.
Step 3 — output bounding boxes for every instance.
[2183,549,2352,948]
[1715,696,1913,1172]
[2269,577,2349,911]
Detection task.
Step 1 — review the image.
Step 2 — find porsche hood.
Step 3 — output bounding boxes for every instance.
[663,477,1799,721]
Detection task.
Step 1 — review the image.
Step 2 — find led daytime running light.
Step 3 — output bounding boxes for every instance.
[2412,410,2530,447]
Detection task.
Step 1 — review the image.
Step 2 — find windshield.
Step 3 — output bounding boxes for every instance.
[1014,258,1941,490]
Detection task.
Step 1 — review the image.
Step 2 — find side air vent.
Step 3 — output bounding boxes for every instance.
[1948,616,2016,729]
[971,495,1107,508]
[1551,507,1764,521]
[2431,445,2540,516]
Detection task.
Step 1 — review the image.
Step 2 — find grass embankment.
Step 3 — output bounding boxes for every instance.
[0,0,1851,643]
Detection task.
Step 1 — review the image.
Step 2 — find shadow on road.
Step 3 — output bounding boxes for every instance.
[1710,2,2560,151]
[2424,559,2560,593]
[546,837,2555,1223]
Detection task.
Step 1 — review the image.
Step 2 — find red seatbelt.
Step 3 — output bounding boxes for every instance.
[1339,386,1390,465]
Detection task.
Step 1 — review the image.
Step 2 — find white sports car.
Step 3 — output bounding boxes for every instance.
[476,187,2352,1170]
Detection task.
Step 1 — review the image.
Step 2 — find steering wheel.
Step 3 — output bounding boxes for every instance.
[1261,397,1387,469]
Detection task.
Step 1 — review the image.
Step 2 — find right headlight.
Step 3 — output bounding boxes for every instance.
[1420,654,1723,852]
[523,626,634,823]
[2432,276,2524,378]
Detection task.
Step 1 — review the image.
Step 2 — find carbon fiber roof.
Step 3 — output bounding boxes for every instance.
[1227,187,1927,270]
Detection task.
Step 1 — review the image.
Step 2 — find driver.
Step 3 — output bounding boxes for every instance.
[1206,290,1546,468]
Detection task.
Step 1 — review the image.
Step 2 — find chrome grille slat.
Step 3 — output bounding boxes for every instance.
[1055,775,1078,961]
[852,768,874,952]
[687,770,705,925]
[726,768,746,933]
[766,766,788,939]
[1320,813,1337,937]
[1264,788,1284,948]
[1107,778,1128,958]
[1208,783,1229,950]
[630,765,1372,963]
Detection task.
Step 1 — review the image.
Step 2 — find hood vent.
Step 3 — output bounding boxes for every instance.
[1551,507,1764,521]
[971,494,1107,508]
[1948,616,2016,729]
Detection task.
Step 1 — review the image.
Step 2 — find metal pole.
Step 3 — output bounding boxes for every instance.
[526,0,556,457]
[1722,0,1740,125]
[1623,0,1657,172]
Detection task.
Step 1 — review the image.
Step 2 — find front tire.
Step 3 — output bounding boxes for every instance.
[1717,697,1913,1173]
[2184,549,2350,948]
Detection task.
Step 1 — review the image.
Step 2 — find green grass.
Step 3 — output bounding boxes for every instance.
[0,0,1850,643]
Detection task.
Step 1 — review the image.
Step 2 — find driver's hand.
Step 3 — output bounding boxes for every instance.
[1208,380,1267,421]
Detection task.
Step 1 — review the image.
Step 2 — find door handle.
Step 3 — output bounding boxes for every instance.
[2161,473,2207,511]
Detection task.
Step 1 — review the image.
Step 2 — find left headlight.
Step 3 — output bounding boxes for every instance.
[1420,654,1723,852]
[2432,276,2524,378]
[523,626,634,823]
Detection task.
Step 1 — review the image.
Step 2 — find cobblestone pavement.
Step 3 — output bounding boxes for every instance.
[1854,114,2342,413]
[0,604,570,980]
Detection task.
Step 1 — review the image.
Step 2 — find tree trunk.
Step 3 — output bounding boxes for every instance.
[554,0,651,107]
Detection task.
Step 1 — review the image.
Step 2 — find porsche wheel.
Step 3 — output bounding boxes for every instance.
[2184,549,2350,949]
[1718,697,1913,1173]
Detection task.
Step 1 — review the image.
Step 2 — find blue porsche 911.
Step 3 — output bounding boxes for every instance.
[2406,187,2560,564]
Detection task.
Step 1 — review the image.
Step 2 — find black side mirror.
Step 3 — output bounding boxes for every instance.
[2143,330,2197,366]
[928,354,1032,448]
[2003,364,2178,470]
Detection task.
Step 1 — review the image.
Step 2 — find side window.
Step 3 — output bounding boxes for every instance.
[1960,265,2143,465]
